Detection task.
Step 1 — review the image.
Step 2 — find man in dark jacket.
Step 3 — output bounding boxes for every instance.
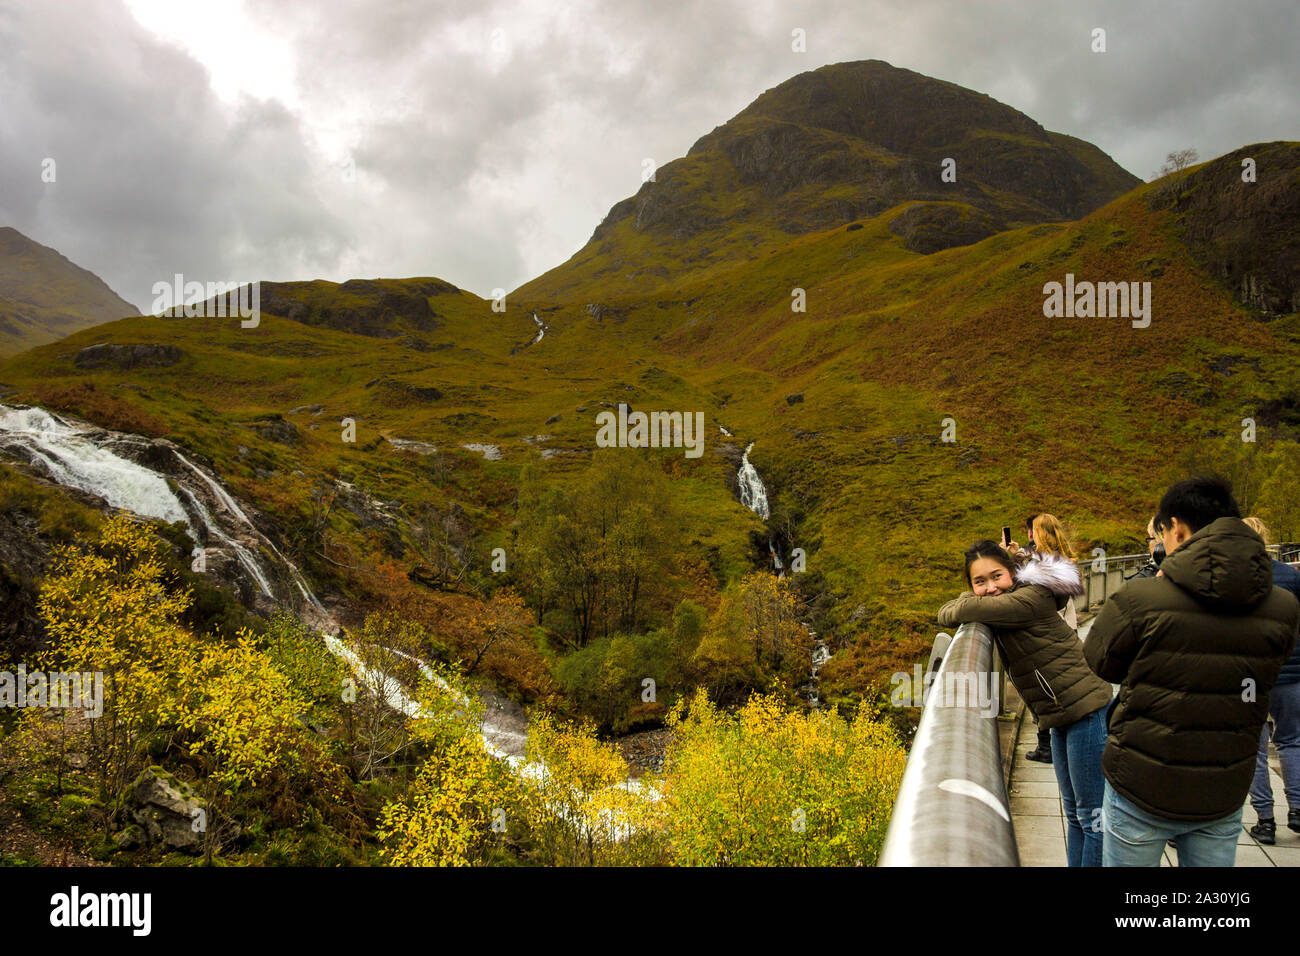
[1084,477,1300,866]
[1243,517,1300,844]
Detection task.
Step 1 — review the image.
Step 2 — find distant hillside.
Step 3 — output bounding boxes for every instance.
[0,226,139,356]
[514,59,1142,302]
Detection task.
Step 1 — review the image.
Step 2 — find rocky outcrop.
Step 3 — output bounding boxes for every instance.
[888,202,1004,254]
[364,377,443,406]
[254,277,457,339]
[73,343,183,370]
[1158,142,1300,316]
[253,416,300,446]
[121,767,209,853]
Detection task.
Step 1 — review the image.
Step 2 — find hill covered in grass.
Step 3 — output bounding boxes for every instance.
[0,227,139,357]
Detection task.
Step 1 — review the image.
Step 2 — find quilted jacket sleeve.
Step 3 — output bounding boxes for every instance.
[937,586,1048,630]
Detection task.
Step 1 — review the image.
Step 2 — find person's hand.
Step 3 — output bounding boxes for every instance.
[1156,569,1164,578]
[1006,540,1021,555]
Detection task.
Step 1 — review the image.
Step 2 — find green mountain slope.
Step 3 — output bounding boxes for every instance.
[0,226,139,356]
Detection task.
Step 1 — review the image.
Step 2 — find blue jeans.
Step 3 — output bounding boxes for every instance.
[1102,781,1243,866]
[1050,705,1107,867]
[1249,680,1300,819]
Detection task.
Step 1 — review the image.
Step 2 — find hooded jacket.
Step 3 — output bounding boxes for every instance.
[937,553,1113,730]
[1084,517,1300,821]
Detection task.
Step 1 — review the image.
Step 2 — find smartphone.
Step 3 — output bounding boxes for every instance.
[1001,526,1012,548]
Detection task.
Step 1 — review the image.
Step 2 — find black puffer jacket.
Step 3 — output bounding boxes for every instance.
[1085,517,1300,821]
[937,553,1113,730]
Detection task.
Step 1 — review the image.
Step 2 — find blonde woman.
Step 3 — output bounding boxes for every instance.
[1030,514,1082,632]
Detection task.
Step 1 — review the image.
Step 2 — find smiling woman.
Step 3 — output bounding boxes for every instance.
[937,540,1112,866]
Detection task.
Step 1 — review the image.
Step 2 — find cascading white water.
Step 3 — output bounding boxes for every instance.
[0,405,190,526]
[530,312,547,345]
[0,404,285,601]
[738,441,784,572]
[737,442,770,520]
[177,486,275,598]
[735,438,827,707]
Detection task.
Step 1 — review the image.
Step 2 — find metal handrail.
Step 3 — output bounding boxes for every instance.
[879,622,1019,866]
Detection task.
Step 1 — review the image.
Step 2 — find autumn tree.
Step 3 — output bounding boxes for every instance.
[521,711,666,866]
[464,588,528,677]
[693,572,811,704]
[513,451,678,647]
[37,516,195,819]
[335,612,434,780]
[167,632,319,863]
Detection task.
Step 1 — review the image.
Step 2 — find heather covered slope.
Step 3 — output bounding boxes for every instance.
[0,226,139,356]
[513,60,1142,303]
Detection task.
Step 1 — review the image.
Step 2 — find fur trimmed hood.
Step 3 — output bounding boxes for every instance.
[1015,552,1084,598]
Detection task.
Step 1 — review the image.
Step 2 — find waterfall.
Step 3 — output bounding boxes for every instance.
[530,312,547,345]
[737,441,784,572]
[0,401,648,834]
[737,442,770,520]
[733,437,827,706]
[0,405,189,525]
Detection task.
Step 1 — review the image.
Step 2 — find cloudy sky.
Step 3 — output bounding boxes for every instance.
[1,0,1296,312]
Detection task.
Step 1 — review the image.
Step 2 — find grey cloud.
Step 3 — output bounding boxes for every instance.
[1,0,1296,312]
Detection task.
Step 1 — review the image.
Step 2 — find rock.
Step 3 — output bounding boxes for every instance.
[461,443,503,461]
[786,393,804,405]
[74,343,183,370]
[386,437,437,455]
[887,203,1003,255]
[545,413,562,424]
[254,417,300,446]
[364,377,442,405]
[126,767,205,853]
[113,824,144,850]
[287,404,323,416]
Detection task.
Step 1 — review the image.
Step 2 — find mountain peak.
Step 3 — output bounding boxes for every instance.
[518,59,1140,302]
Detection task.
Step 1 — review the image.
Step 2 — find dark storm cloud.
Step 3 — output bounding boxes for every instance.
[0,0,1296,311]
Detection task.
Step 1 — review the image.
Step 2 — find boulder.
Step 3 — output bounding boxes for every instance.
[126,767,205,853]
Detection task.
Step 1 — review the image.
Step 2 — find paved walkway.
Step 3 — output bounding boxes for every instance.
[1008,703,1300,867]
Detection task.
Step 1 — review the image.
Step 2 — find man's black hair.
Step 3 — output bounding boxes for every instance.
[1154,476,1240,535]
